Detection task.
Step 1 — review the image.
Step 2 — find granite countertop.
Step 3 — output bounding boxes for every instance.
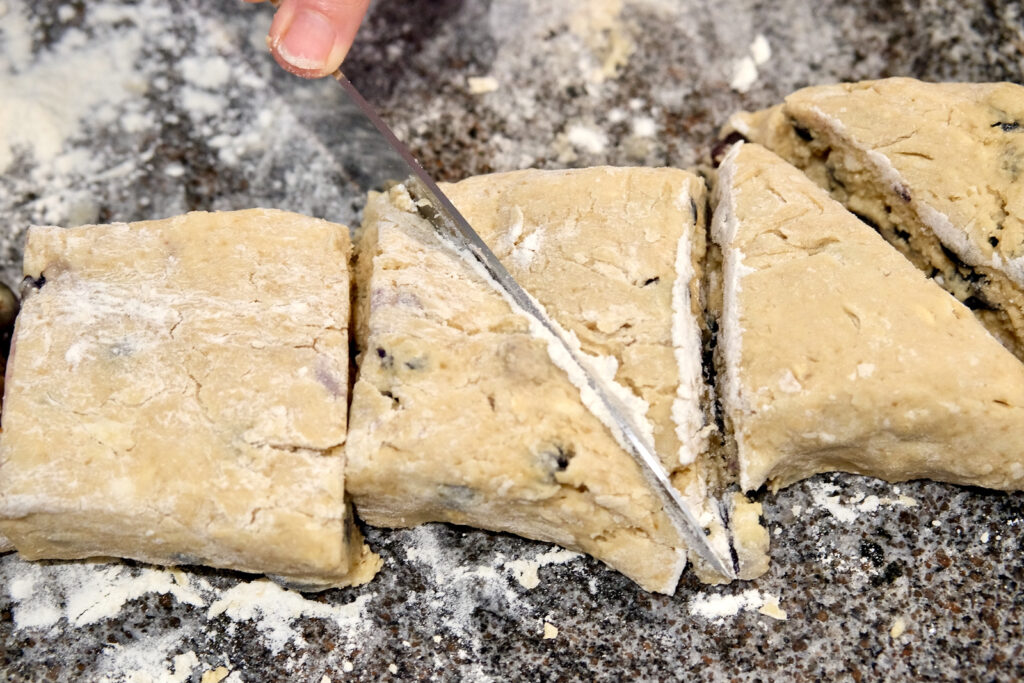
[1,1,1023,680]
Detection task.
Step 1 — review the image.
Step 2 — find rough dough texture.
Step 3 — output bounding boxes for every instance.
[438,170,713,477]
[347,168,756,593]
[727,493,769,580]
[0,210,381,590]
[725,78,1024,359]
[713,143,1024,492]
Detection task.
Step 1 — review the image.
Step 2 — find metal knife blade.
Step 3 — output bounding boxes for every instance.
[331,71,735,580]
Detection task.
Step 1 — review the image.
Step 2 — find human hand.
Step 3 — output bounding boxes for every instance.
[245,0,371,78]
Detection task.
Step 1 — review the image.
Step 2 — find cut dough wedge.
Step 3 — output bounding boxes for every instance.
[712,142,1024,493]
[347,168,767,592]
[0,210,381,590]
[725,78,1024,360]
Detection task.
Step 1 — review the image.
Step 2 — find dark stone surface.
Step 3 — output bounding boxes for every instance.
[0,0,1022,681]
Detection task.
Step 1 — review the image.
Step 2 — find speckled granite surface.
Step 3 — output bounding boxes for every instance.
[1,1,1023,681]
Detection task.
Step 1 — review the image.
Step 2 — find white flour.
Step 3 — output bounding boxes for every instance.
[0,3,152,174]
[808,481,919,523]
[8,562,203,630]
[1,556,374,680]
[3,517,588,679]
[96,631,199,683]
[207,580,374,653]
[400,525,582,640]
[504,548,581,590]
[689,588,786,621]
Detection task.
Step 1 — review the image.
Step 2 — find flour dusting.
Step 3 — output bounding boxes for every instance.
[207,580,374,653]
[808,482,921,523]
[2,555,375,680]
[689,589,787,621]
[400,525,582,638]
[505,548,581,589]
[0,4,145,174]
[7,561,204,630]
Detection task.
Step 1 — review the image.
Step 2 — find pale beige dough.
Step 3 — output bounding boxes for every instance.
[347,169,767,592]
[712,142,1024,493]
[0,210,380,590]
[725,78,1024,360]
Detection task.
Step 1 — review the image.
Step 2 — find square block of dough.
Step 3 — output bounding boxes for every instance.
[726,78,1024,360]
[0,210,380,590]
[347,169,758,593]
[713,143,1024,492]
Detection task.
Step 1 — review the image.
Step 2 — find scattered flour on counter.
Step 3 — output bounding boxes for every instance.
[729,34,771,93]
[399,525,582,652]
[207,580,374,654]
[0,2,147,174]
[750,34,771,65]
[566,123,609,154]
[2,555,376,677]
[95,630,200,683]
[689,589,787,621]
[179,55,233,90]
[67,566,204,627]
[729,57,759,93]
[169,651,201,683]
[402,525,522,637]
[180,88,225,118]
[808,482,920,523]
[505,548,581,589]
[810,484,861,523]
[631,116,657,138]
[7,561,203,630]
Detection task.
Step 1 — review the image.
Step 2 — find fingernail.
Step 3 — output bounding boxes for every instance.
[274,9,341,75]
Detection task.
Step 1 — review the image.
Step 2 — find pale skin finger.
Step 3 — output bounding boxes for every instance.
[245,0,371,78]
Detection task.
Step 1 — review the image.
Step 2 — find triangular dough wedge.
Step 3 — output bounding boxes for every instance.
[712,143,1024,493]
[725,78,1024,359]
[347,168,767,592]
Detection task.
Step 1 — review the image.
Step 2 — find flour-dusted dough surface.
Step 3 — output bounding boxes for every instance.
[347,168,750,593]
[726,78,1024,359]
[438,169,713,475]
[713,143,1024,492]
[0,210,380,590]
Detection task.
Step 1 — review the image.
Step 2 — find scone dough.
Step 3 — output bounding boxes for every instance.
[347,168,760,593]
[713,143,1024,492]
[726,78,1024,359]
[0,210,381,590]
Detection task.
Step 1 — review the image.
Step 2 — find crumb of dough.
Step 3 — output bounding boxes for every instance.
[758,597,787,620]
[201,667,230,683]
[467,76,499,94]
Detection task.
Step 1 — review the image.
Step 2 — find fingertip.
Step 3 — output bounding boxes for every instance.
[270,46,347,79]
[267,1,359,78]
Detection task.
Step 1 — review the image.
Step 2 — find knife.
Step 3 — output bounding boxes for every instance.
[328,72,736,580]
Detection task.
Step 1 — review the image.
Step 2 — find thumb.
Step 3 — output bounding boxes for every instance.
[267,0,371,78]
